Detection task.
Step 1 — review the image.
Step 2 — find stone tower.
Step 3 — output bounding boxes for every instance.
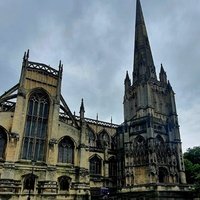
[117,0,191,199]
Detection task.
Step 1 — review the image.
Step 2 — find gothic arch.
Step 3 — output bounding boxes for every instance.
[58,176,71,191]
[108,156,117,177]
[97,129,110,148]
[89,154,102,175]
[155,134,164,145]
[21,89,50,161]
[87,127,96,147]
[111,135,117,150]
[27,88,51,102]
[134,135,145,145]
[58,136,75,164]
[158,167,169,183]
[23,173,38,191]
[0,126,8,160]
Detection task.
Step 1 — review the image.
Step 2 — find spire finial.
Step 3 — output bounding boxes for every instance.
[80,98,85,120]
[160,63,164,72]
[159,63,167,83]
[58,60,63,73]
[125,70,131,90]
[27,49,29,59]
[23,51,26,61]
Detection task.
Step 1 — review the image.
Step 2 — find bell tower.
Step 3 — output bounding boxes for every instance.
[117,0,190,199]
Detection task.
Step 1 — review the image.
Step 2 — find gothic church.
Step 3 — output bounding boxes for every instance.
[0,0,192,199]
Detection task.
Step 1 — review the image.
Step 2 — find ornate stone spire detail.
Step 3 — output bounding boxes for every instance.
[133,0,157,83]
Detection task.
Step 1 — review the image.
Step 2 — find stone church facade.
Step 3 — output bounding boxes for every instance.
[0,0,193,199]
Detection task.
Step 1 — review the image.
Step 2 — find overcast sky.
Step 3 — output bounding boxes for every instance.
[0,0,199,151]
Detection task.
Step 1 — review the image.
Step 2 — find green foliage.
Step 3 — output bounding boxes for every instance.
[184,146,200,195]
[184,146,200,164]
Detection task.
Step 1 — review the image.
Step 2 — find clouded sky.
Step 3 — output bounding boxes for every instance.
[0,0,199,151]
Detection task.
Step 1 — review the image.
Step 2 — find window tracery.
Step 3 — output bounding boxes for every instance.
[98,130,110,148]
[58,136,74,164]
[88,129,96,147]
[22,91,49,161]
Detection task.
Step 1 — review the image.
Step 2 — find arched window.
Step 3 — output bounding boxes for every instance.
[155,135,164,146]
[98,130,110,148]
[0,127,7,160]
[22,91,49,161]
[88,128,96,147]
[111,136,117,150]
[158,167,168,183]
[109,157,117,177]
[89,155,101,175]
[58,176,71,191]
[23,174,35,191]
[134,135,145,145]
[58,137,74,164]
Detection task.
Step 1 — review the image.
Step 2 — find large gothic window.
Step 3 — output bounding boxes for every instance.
[89,155,101,175]
[0,127,7,160]
[22,91,49,161]
[58,137,74,164]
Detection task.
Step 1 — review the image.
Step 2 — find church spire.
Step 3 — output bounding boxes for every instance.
[133,0,157,83]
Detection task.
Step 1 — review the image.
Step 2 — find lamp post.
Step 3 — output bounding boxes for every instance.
[27,160,36,200]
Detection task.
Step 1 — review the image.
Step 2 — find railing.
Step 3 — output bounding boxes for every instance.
[27,61,59,77]
[59,112,119,128]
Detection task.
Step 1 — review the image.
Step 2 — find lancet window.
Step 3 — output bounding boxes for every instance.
[89,155,101,175]
[88,129,96,147]
[58,136,74,164]
[0,127,7,160]
[98,130,110,148]
[109,156,117,177]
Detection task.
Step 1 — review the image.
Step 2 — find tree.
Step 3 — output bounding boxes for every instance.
[184,146,200,195]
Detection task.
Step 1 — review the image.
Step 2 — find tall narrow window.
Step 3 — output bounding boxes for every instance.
[109,157,117,177]
[98,130,110,148]
[158,167,168,183]
[22,91,49,161]
[58,137,74,164]
[88,129,96,147]
[90,155,101,175]
[0,127,7,160]
[23,174,35,191]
